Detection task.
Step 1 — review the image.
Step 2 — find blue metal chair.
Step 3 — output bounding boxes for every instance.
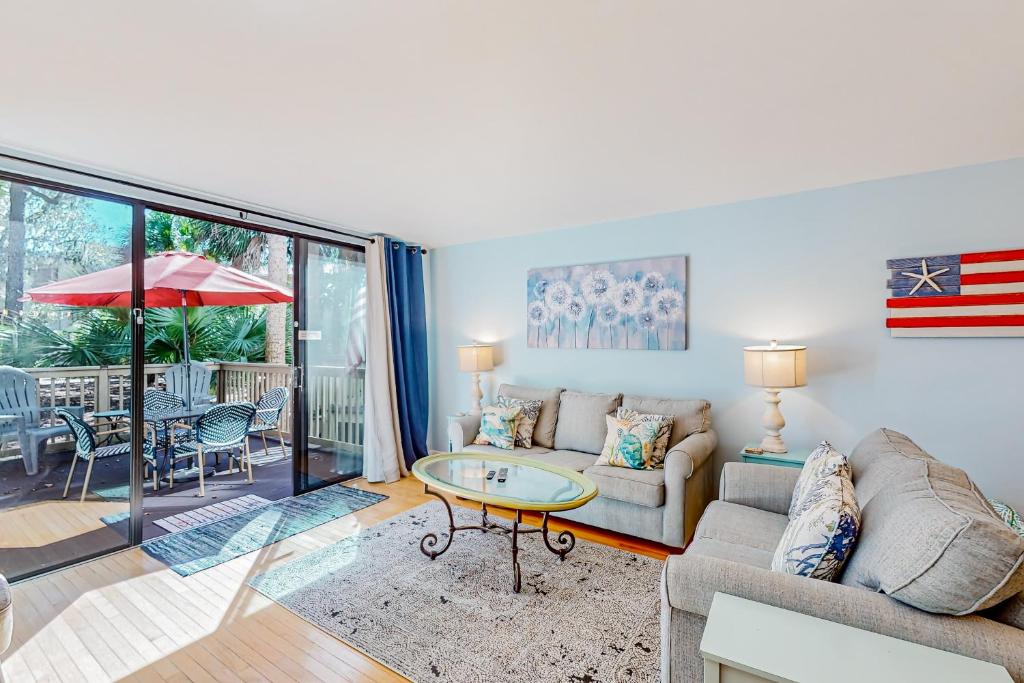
[250,387,289,459]
[170,402,256,496]
[54,408,156,502]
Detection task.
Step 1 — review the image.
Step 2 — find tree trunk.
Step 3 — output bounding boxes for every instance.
[5,183,27,314]
[265,233,288,364]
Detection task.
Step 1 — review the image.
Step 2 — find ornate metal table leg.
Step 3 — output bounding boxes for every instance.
[481,502,489,531]
[420,485,456,559]
[511,511,522,593]
[540,512,576,561]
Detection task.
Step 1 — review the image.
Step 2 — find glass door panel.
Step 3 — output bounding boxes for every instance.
[0,178,135,580]
[294,239,366,492]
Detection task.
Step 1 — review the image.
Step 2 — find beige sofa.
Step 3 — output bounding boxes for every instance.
[0,573,10,682]
[661,428,1024,682]
[448,384,717,548]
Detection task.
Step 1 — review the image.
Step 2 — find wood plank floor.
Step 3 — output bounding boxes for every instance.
[1,476,676,682]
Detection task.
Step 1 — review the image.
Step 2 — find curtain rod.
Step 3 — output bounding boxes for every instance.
[0,149,374,245]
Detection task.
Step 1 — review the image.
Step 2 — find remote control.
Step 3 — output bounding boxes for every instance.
[486,470,496,480]
[497,467,508,483]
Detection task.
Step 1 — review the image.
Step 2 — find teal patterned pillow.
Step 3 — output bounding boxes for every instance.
[990,498,1024,537]
[773,470,861,580]
[472,404,521,450]
[614,408,674,468]
[496,396,542,448]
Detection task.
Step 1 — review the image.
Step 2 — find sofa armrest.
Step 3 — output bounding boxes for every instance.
[447,414,481,452]
[663,554,1024,679]
[719,461,800,515]
[665,430,717,479]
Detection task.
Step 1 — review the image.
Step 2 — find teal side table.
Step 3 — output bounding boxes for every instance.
[740,445,811,469]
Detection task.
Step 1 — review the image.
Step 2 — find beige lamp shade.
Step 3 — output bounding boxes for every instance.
[743,340,807,388]
[457,343,494,373]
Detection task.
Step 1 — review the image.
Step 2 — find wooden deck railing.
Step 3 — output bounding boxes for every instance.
[14,362,365,452]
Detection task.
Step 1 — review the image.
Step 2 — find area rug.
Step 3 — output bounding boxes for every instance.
[143,485,387,576]
[249,503,663,682]
[152,494,272,533]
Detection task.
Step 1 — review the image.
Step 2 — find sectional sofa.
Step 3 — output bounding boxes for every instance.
[447,383,718,548]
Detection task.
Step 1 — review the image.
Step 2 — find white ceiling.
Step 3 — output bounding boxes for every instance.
[2,2,1022,247]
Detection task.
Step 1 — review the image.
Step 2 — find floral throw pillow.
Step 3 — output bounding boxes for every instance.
[990,498,1024,538]
[473,404,521,450]
[615,407,674,467]
[496,396,543,448]
[596,412,672,470]
[788,441,852,519]
[772,470,861,581]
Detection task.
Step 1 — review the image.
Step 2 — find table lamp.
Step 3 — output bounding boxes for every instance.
[743,339,807,453]
[457,342,494,415]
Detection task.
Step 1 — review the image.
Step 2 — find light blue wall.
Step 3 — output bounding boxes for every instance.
[428,159,1024,508]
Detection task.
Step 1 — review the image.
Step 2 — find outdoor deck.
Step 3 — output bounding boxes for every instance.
[0,362,364,580]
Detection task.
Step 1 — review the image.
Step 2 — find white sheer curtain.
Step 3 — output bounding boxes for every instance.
[362,240,407,483]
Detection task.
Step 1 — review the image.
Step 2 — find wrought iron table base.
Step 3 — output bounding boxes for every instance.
[419,485,577,593]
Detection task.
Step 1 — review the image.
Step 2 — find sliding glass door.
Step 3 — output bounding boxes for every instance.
[0,176,139,581]
[293,238,367,493]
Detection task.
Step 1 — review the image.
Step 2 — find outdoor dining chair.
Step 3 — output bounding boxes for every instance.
[250,386,289,460]
[169,402,256,497]
[54,408,156,502]
[0,366,82,476]
[164,362,214,408]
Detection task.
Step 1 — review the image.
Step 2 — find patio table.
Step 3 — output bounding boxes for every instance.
[92,407,213,482]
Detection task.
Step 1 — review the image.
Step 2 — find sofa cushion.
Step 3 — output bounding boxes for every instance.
[841,430,1024,615]
[848,427,933,509]
[694,500,789,554]
[685,536,776,570]
[498,384,563,449]
[553,390,622,454]
[528,449,597,473]
[583,464,665,508]
[621,395,710,446]
[462,443,551,457]
[989,592,1024,630]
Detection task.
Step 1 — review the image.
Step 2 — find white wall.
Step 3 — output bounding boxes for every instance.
[428,159,1024,508]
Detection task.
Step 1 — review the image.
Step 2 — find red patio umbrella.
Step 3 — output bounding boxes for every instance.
[24,251,294,408]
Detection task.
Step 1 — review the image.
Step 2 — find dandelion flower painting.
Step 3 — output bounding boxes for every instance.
[527,255,687,350]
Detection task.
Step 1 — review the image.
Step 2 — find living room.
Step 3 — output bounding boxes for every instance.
[1,2,1023,682]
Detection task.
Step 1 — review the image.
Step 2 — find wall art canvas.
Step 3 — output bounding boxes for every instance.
[886,247,1024,337]
[527,255,687,350]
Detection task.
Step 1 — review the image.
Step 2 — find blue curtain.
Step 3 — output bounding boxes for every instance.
[383,237,430,467]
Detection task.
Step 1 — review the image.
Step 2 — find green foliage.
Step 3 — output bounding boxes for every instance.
[0,305,281,367]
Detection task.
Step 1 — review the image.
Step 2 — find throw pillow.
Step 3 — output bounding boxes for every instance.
[595,412,670,469]
[772,470,861,581]
[615,407,674,467]
[788,441,852,518]
[990,498,1024,538]
[496,396,543,448]
[473,404,522,450]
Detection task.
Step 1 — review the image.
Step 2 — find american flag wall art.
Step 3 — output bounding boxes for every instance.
[886,248,1024,337]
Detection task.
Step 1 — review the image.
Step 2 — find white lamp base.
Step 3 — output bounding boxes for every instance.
[759,388,788,454]
[469,371,483,415]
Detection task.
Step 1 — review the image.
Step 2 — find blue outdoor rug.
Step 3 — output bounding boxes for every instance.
[142,484,387,576]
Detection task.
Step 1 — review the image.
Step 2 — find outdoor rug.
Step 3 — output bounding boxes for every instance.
[248,503,663,683]
[143,484,387,576]
[153,494,272,533]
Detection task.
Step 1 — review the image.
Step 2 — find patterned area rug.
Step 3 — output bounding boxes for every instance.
[249,503,663,682]
[143,485,387,576]
[153,494,272,532]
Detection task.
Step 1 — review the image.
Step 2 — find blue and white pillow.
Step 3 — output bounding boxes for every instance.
[773,470,861,581]
[788,441,851,518]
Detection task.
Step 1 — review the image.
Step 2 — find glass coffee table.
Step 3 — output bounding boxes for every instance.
[411,452,598,592]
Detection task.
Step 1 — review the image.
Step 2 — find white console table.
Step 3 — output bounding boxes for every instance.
[699,592,1012,683]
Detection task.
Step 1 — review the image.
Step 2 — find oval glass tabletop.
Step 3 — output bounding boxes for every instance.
[412,452,598,512]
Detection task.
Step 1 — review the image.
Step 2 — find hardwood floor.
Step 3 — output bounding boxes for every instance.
[1,476,675,682]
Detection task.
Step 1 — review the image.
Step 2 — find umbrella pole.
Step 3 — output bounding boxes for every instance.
[181,291,192,411]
